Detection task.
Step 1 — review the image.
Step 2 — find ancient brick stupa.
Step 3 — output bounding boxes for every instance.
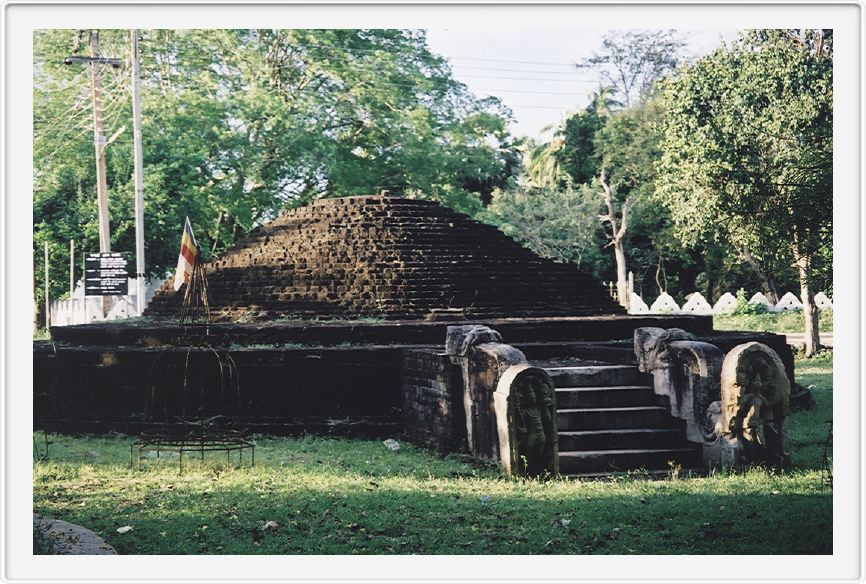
[40,193,796,478]
[145,196,624,321]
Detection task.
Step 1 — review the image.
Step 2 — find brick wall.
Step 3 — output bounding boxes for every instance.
[400,349,465,453]
[34,342,404,436]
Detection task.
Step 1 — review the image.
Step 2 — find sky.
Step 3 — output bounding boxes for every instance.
[426,29,741,141]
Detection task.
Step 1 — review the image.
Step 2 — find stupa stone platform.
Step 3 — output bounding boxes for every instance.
[35,195,794,475]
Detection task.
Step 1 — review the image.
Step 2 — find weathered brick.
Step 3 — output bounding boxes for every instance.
[145,196,623,321]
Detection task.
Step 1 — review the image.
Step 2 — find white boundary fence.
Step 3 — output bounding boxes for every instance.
[49,278,834,323]
[626,290,833,315]
[49,277,167,326]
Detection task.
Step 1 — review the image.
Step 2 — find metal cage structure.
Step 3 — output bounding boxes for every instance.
[131,257,254,470]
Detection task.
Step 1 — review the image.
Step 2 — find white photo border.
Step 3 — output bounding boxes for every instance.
[3,2,862,582]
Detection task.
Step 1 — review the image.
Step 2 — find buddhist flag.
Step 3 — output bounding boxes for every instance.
[173,217,199,291]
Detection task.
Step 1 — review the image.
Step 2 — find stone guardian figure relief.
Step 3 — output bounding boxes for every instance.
[494,365,558,477]
[720,342,790,468]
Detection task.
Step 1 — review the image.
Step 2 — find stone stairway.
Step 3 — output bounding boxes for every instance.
[543,363,703,475]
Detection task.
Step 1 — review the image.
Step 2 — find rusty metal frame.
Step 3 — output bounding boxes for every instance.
[133,253,254,471]
[130,425,254,471]
[821,419,833,488]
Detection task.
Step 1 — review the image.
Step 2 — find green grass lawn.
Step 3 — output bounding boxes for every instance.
[714,308,833,333]
[33,355,832,555]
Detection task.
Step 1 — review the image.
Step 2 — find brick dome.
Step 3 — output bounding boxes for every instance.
[145,196,624,321]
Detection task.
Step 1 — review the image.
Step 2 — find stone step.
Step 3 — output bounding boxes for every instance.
[556,406,672,431]
[555,386,660,408]
[558,428,684,451]
[562,468,709,480]
[545,365,645,388]
[559,447,702,474]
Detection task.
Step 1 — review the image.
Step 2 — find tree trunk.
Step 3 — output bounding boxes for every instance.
[795,253,821,356]
[34,271,40,333]
[764,273,781,305]
[741,248,781,304]
[614,241,629,310]
[211,211,223,254]
[598,170,630,312]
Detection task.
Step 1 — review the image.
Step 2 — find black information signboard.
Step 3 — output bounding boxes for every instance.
[84,252,131,296]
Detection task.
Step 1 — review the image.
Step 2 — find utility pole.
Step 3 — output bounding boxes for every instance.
[90,31,111,253]
[65,31,121,316]
[64,33,121,246]
[130,29,146,315]
[89,31,112,316]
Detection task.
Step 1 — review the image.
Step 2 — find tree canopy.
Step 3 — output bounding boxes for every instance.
[656,29,832,292]
[33,28,832,338]
[655,29,832,353]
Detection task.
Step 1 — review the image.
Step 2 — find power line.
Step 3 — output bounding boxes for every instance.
[447,64,583,76]
[299,43,577,75]
[474,88,593,97]
[457,73,596,84]
[136,53,595,85]
[262,38,586,69]
[134,39,592,77]
[35,125,96,166]
[35,104,95,145]
[134,53,594,100]
[445,55,579,67]
[35,87,131,165]
[34,96,91,134]
[508,104,583,111]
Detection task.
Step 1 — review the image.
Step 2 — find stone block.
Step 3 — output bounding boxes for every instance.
[494,364,558,477]
[650,292,680,314]
[681,292,713,315]
[772,291,803,312]
[634,327,725,463]
[712,292,737,314]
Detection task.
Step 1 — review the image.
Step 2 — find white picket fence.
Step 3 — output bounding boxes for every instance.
[49,278,167,326]
[626,290,833,315]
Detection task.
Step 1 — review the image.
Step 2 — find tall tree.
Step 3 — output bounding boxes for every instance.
[656,30,832,355]
[566,31,684,308]
[577,30,685,108]
[481,184,606,274]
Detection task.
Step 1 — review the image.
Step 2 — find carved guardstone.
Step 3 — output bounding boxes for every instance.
[446,325,525,462]
[635,327,725,465]
[494,365,558,477]
[445,324,504,357]
[720,342,790,468]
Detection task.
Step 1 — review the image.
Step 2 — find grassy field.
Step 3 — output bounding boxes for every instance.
[33,355,832,555]
[714,308,833,333]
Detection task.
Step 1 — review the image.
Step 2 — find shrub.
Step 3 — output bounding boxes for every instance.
[733,288,768,315]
